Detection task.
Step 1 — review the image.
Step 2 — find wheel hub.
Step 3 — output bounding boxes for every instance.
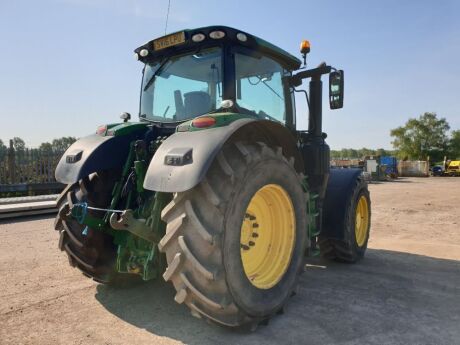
[355,195,369,247]
[240,213,259,251]
[240,184,296,289]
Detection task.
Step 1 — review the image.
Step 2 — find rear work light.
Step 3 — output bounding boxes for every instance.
[209,30,225,39]
[192,33,206,42]
[236,33,247,42]
[139,49,149,57]
[191,116,216,128]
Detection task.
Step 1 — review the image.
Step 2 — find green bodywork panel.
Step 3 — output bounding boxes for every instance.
[100,112,256,134]
[99,122,149,137]
[176,112,255,132]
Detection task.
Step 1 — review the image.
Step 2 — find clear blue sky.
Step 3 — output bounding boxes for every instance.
[1,0,459,149]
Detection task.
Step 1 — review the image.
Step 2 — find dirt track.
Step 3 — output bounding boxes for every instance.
[1,177,459,345]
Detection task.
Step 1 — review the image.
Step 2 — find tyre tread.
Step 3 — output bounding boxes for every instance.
[160,142,308,328]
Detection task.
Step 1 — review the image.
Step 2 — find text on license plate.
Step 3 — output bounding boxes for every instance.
[153,32,186,51]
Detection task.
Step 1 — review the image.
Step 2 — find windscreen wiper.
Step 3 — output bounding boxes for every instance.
[143,58,171,92]
[261,78,283,100]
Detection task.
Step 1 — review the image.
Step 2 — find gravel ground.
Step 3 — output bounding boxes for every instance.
[0,177,459,345]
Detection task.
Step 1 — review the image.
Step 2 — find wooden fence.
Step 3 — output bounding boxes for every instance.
[0,140,64,195]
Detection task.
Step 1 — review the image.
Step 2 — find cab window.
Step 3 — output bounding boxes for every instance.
[235,53,287,123]
[141,47,222,122]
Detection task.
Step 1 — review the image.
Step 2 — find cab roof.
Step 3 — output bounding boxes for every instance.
[134,25,302,71]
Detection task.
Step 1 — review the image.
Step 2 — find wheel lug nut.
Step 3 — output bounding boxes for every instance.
[245,214,256,221]
[249,241,255,246]
[252,233,259,238]
[252,223,259,228]
[241,244,250,250]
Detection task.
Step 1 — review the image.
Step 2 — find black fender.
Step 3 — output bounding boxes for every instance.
[55,134,134,184]
[143,119,303,193]
[321,168,363,239]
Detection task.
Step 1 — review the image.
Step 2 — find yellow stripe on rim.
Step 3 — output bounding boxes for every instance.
[240,184,296,289]
[355,195,369,247]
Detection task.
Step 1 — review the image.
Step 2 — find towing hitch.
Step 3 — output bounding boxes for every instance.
[109,210,161,243]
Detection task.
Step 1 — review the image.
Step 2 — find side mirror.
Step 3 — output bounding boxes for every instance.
[329,70,344,109]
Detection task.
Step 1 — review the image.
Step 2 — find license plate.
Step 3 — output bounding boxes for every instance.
[153,32,186,51]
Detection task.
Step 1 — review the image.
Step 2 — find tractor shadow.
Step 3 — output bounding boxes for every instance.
[95,249,460,345]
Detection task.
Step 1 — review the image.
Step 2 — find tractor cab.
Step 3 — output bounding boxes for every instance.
[135,26,302,128]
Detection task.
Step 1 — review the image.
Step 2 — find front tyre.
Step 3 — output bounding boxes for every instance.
[159,142,308,328]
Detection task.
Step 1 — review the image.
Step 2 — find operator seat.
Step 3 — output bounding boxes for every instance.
[183,91,211,119]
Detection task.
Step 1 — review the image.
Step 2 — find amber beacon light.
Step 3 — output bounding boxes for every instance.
[300,40,311,65]
[300,40,310,54]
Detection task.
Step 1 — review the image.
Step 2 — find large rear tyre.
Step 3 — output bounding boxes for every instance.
[319,177,371,263]
[159,142,308,329]
[54,171,137,284]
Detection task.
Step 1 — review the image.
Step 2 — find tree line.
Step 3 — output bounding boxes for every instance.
[330,148,397,159]
[0,137,77,160]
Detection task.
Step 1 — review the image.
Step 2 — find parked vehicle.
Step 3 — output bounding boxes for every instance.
[380,156,398,178]
[446,160,460,176]
[431,165,444,176]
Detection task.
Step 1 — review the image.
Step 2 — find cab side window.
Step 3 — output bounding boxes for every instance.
[235,53,287,123]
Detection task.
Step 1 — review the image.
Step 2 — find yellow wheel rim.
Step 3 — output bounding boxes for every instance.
[240,184,296,289]
[355,195,369,247]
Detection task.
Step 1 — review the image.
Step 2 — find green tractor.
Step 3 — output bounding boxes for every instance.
[54,26,371,329]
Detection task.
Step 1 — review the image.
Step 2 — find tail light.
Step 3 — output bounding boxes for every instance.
[191,116,216,128]
[96,125,107,135]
